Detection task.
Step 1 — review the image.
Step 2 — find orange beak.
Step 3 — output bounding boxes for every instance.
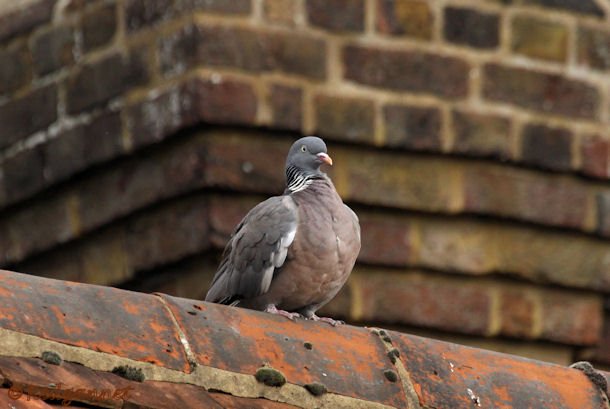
[317,152,333,166]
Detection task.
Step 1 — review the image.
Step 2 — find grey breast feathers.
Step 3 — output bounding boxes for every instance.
[205,195,298,305]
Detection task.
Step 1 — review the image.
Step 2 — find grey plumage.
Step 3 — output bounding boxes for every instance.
[205,136,361,324]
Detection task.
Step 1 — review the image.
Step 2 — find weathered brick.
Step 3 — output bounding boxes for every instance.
[499,289,535,339]
[175,0,251,14]
[580,134,610,179]
[127,84,198,149]
[376,0,433,39]
[269,84,302,131]
[158,24,199,77]
[194,77,258,125]
[31,25,75,76]
[343,45,470,98]
[66,51,149,114]
[444,6,500,49]
[540,291,602,345]
[0,41,31,96]
[43,112,123,182]
[2,146,45,205]
[585,312,610,365]
[357,269,491,335]
[0,84,57,149]
[578,26,610,71]
[82,3,117,52]
[18,247,82,282]
[383,104,441,151]
[125,0,173,32]
[521,123,573,172]
[452,110,511,159]
[80,228,131,285]
[197,24,327,80]
[263,0,300,26]
[314,95,375,144]
[306,0,364,32]
[511,16,568,62]
[0,0,56,42]
[358,213,413,266]
[523,0,604,17]
[483,63,600,119]
[464,164,591,230]
[596,191,610,236]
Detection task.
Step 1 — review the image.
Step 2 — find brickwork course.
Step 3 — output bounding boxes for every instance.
[2,0,610,405]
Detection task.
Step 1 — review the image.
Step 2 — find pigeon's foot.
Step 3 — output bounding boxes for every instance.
[265,304,302,321]
[307,313,344,327]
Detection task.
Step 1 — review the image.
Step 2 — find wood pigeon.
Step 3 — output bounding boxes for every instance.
[205,136,361,325]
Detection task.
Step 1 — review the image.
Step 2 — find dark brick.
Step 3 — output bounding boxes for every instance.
[511,16,568,62]
[194,77,258,125]
[159,24,200,77]
[376,0,433,39]
[269,84,302,131]
[580,135,610,179]
[383,104,441,151]
[127,84,199,149]
[343,45,470,98]
[306,0,364,32]
[0,84,57,149]
[82,3,117,52]
[125,0,173,32]
[32,25,75,76]
[452,110,512,159]
[0,41,31,96]
[197,24,327,80]
[3,146,45,205]
[66,51,149,114]
[444,6,500,49]
[43,112,123,182]
[0,0,56,42]
[521,124,573,172]
[523,0,604,17]
[483,63,600,119]
[596,192,610,236]
[314,95,375,143]
[175,0,251,14]
[578,26,610,71]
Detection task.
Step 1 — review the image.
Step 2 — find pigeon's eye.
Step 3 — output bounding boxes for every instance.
[300,145,307,152]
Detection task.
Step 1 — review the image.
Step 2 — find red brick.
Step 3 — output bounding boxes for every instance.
[585,312,610,365]
[578,26,610,71]
[464,164,591,230]
[540,291,602,345]
[511,16,568,62]
[0,41,31,96]
[0,0,56,42]
[194,77,258,125]
[444,6,500,49]
[521,123,573,172]
[125,0,173,32]
[499,289,535,339]
[580,135,610,179]
[82,3,117,52]
[197,24,327,80]
[359,270,491,335]
[523,0,604,17]
[314,94,375,143]
[0,84,57,149]
[358,214,412,266]
[41,113,121,184]
[31,25,75,76]
[175,0,251,14]
[452,109,512,159]
[66,51,149,114]
[269,84,302,131]
[383,104,442,151]
[306,0,365,32]
[376,0,433,39]
[483,63,600,120]
[343,44,470,98]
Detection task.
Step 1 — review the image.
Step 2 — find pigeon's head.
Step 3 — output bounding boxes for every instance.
[286,136,332,173]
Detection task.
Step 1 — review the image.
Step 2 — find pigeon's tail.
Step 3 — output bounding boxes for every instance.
[205,259,240,306]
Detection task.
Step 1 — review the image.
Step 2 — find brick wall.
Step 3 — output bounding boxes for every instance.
[2,0,610,368]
